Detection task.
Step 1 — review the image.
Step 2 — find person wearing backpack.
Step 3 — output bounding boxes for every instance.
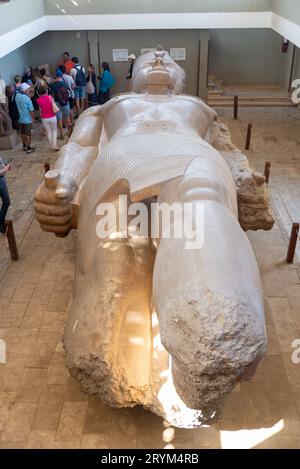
[50,69,71,140]
[8,76,21,131]
[70,57,86,116]
[59,64,75,125]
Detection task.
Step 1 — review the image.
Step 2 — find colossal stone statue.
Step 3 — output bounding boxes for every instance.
[0,77,19,149]
[0,104,13,137]
[35,48,274,428]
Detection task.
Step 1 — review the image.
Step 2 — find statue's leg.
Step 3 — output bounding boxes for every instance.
[63,189,156,407]
[152,158,267,415]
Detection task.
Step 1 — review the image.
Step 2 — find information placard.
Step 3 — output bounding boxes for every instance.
[170,48,186,61]
[112,49,129,62]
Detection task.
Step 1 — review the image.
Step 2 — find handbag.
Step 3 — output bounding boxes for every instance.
[51,96,60,114]
[86,75,95,95]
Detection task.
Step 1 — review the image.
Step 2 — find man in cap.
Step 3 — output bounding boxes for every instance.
[15,83,35,154]
[126,54,136,79]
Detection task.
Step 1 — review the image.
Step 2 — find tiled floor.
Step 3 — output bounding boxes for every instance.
[1,108,300,449]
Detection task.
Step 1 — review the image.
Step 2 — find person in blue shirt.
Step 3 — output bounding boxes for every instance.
[98,62,115,104]
[15,83,35,154]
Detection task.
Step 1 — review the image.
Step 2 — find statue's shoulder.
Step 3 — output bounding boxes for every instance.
[101,93,144,112]
[175,94,217,120]
[176,94,207,106]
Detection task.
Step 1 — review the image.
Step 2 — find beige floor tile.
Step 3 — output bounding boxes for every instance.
[29,247,52,268]
[260,355,291,392]
[290,307,300,329]
[0,358,26,392]
[81,433,109,449]
[241,382,273,428]
[257,435,300,449]
[83,395,111,434]
[0,273,23,302]
[21,304,46,329]
[27,430,55,449]
[47,363,70,386]
[30,280,56,306]
[286,285,300,309]
[0,441,28,449]
[55,401,88,441]
[52,438,82,449]
[1,107,300,448]
[282,353,300,392]
[0,303,27,326]
[10,280,37,304]
[16,368,48,403]
[273,322,300,353]
[266,324,281,355]
[0,392,16,432]
[267,297,295,324]
[65,376,89,402]
[1,403,37,442]
[32,397,64,431]
[41,311,65,333]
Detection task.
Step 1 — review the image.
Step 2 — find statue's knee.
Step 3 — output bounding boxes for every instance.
[177,175,227,205]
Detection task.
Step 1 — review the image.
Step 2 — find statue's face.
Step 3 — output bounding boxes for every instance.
[131,50,186,95]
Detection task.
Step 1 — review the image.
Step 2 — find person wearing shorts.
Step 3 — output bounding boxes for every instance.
[59,64,75,125]
[15,83,35,154]
[56,101,71,139]
[50,69,72,139]
[70,57,86,116]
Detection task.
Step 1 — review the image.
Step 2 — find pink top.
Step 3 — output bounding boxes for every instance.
[37,94,55,119]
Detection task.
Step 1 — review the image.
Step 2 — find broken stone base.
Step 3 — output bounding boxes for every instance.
[0,132,20,150]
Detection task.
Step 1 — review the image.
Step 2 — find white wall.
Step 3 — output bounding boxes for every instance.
[273,0,300,26]
[43,0,273,15]
[209,29,292,85]
[0,0,44,36]
[0,28,294,92]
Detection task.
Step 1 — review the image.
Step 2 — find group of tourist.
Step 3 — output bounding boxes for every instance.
[0,51,116,235]
[5,52,115,153]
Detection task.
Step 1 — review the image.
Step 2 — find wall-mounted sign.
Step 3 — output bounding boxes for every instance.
[112,49,129,62]
[141,48,155,55]
[170,48,186,61]
[141,48,170,56]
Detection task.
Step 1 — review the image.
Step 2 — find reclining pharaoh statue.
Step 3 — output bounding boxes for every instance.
[35,47,274,428]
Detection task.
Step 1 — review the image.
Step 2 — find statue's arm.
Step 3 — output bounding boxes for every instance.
[205,119,275,231]
[54,105,103,186]
[35,106,103,236]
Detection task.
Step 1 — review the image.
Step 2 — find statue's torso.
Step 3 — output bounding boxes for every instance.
[100,93,216,143]
[80,93,235,218]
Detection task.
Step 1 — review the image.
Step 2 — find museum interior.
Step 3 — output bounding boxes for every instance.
[1,0,300,451]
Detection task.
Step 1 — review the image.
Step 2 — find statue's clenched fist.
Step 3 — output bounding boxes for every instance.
[35,169,78,237]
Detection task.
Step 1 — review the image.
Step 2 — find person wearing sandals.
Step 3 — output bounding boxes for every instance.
[15,83,35,154]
